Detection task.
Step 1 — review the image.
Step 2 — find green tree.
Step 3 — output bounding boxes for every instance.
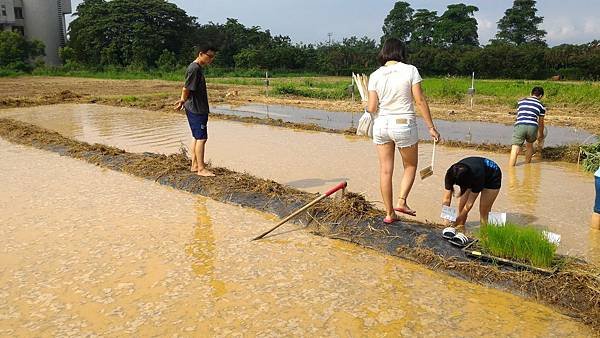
[0,31,45,71]
[68,0,194,68]
[433,4,479,47]
[156,49,177,71]
[382,1,414,42]
[496,0,546,46]
[206,18,273,68]
[411,9,438,45]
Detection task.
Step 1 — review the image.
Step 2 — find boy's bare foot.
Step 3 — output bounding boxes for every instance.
[197,168,215,177]
[191,162,208,172]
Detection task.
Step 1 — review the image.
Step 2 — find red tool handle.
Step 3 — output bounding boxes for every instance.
[323,181,347,197]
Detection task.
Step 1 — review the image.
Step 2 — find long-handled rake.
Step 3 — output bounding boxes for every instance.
[252,181,347,241]
[420,140,436,180]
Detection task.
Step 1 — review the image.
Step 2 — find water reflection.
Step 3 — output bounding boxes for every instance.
[507,164,542,215]
[0,139,594,336]
[214,104,597,146]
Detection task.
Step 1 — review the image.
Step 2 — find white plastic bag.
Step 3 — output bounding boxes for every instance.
[356,111,374,138]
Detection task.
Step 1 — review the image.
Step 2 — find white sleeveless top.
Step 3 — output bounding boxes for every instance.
[367,62,422,117]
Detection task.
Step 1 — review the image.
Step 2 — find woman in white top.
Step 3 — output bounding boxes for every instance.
[366,38,440,224]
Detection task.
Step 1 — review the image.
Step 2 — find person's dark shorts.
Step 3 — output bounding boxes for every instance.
[595,176,600,213]
[186,110,208,140]
[483,158,502,190]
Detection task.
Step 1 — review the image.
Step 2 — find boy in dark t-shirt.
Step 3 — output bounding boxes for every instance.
[442,157,502,227]
[175,45,217,177]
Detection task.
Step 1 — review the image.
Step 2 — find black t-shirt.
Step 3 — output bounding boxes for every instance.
[183,62,209,115]
[445,157,501,193]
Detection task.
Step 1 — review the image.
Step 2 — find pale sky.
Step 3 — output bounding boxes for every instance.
[67,0,600,46]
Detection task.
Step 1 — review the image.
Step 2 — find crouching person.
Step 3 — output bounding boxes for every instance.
[442,157,502,227]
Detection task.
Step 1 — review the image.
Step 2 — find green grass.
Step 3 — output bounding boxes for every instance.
[478,222,557,268]
[5,68,600,110]
[210,75,600,109]
[580,141,600,173]
[120,95,139,103]
[24,67,323,81]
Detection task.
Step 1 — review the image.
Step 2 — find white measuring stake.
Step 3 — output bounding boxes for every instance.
[488,212,507,226]
[542,231,561,246]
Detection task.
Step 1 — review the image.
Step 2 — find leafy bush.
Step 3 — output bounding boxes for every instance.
[0,31,45,72]
[580,141,600,173]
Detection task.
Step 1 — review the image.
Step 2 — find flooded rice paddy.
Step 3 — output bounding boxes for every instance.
[213,104,597,146]
[0,139,594,336]
[2,104,600,265]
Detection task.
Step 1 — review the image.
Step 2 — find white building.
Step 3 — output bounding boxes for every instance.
[0,0,72,65]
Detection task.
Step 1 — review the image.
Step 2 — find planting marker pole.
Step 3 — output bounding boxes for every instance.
[252,181,347,241]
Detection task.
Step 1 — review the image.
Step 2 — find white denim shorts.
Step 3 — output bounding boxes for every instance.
[372,115,419,147]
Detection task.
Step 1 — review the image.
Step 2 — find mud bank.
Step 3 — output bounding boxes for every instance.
[0,118,599,329]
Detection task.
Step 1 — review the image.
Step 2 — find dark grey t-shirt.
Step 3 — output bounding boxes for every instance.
[183,62,209,115]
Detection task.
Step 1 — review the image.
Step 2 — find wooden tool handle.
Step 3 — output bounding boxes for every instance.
[324,181,347,197]
[252,181,347,240]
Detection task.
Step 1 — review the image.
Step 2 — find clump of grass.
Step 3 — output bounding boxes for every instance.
[580,141,600,173]
[478,222,557,268]
[273,83,348,100]
[120,95,138,103]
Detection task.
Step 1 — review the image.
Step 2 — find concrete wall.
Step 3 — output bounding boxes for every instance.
[1,0,72,65]
[22,0,70,65]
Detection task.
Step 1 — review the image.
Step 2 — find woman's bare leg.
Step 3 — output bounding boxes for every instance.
[377,142,397,220]
[396,143,418,214]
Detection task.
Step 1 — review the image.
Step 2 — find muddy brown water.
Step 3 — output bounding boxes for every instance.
[2,104,600,265]
[213,104,598,146]
[0,140,594,336]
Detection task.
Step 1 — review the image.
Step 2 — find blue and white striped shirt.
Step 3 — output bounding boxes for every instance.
[515,96,546,126]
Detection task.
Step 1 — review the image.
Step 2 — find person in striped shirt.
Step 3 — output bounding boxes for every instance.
[508,87,546,166]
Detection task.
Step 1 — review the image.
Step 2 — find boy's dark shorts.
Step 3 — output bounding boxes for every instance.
[186,110,208,140]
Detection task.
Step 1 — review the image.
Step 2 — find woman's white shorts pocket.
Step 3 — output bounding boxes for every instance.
[373,116,418,147]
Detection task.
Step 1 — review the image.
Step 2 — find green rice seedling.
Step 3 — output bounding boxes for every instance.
[478,222,557,268]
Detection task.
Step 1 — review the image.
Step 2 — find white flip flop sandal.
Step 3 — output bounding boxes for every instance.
[442,227,456,239]
[449,232,470,247]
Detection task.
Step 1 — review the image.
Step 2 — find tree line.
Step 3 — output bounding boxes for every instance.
[1,0,599,80]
